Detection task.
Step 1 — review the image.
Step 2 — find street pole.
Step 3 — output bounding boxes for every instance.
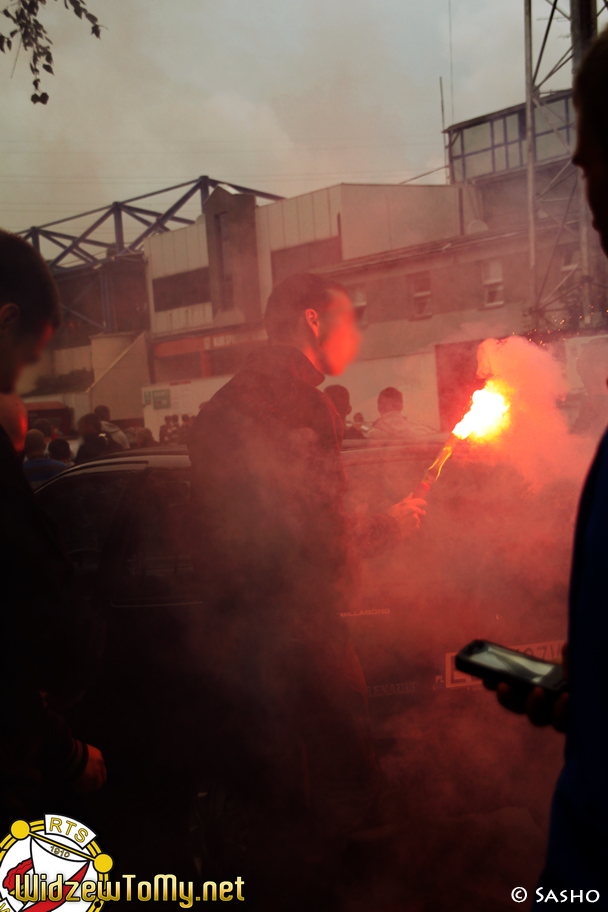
[524,0,537,320]
[570,0,597,325]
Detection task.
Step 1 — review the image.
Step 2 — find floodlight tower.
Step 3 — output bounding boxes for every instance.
[524,0,599,332]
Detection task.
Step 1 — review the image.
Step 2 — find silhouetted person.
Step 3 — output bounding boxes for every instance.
[368,386,437,441]
[488,26,608,907]
[93,404,129,449]
[159,414,179,444]
[22,429,65,489]
[189,273,425,909]
[135,426,157,448]
[32,416,55,450]
[75,413,122,464]
[324,384,365,440]
[0,393,27,455]
[179,413,192,444]
[0,229,106,829]
[48,436,74,466]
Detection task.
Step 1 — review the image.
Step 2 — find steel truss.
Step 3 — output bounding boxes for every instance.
[525,0,602,332]
[18,175,283,272]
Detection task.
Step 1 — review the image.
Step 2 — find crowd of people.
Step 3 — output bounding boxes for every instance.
[4,405,198,490]
[1,22,608,911]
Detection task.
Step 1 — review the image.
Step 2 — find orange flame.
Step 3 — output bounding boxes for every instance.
[452,381,509,440]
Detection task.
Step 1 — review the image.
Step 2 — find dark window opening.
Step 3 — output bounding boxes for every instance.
[410,271,432,320]
[152,268,211,313]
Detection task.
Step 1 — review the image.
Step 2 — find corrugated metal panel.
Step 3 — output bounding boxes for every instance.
[160,231,177,277]
[328,186,342,237]
[282,197,300,248]
[255,206,273,310]
[267,201,286,252]
[312,189,332,240]
[297,194,315,244]
[173,228,190,275]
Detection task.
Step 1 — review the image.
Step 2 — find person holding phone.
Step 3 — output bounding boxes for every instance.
[486,27,608,905]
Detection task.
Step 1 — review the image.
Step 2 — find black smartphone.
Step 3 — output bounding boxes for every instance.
[455,639,567,696]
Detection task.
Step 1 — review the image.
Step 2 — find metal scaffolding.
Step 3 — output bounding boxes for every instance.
[525,0,599,332]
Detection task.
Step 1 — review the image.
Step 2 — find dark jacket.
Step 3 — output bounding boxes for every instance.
[0,425,95,825]
[189,344,398,644]
[536,427,608,903]
[188,346,397,812]
[75,432,122,465]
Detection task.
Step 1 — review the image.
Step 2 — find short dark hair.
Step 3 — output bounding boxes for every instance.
[0,230,62,335]
[378,386,403,411]
[48,437,71,461]
[24,428,46,458]
[324,384,351,421]
[265,273,349,342]
[78,413,102,435]
[574,25,608,159]
[94,405,111,422]
[32,417,54,438]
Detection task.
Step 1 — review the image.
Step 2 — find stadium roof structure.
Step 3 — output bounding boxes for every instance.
[17,175,283,272]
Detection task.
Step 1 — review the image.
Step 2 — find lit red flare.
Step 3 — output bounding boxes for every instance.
[452,382,509,441]
[413,381,510,499]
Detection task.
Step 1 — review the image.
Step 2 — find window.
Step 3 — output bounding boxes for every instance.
[153,268,210,313]
[215,212,234,310]
[481,259,504,308]
[118,470,199,604]
[448,94,573,183]
[36,470,133,570]
[410,272,432,319]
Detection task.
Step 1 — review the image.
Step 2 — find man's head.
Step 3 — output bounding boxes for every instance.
[164,415,172,426]
[353,412,365,431]
[324,385,352,422]
[48,437,72,464]
[78,413,102,437]
[573,26,608,254]
[94,405,111,422]
[171,414,179,425]
[264,273,360,376]
[378,387,403,415]
[0,393,28,452]
[0,230,61,394]
[32,417,54,444]
[24,428,47,460]
[182,413,191,424]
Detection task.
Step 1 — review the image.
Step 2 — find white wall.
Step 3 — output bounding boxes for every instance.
[142,375,232,440]
[324,351,441,429]
[54,345,93,375]
[340,184,461,260]
[145,220,209,278]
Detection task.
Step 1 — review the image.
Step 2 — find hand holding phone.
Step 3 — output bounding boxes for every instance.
[456,639,569,732]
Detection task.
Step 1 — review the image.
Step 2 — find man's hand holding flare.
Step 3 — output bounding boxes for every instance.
[388,493,427,535]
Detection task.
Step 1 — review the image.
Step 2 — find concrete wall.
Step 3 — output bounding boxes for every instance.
[144,220,212,335]
[340,184,461,260]
[328,351,442,429]
[142,375,232,440]
[54,345,93,375]
[91,333,136,383]
[90,333,150,422]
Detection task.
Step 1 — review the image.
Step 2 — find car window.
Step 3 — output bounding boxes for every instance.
[36,470,133,557]
[117,469,200,604]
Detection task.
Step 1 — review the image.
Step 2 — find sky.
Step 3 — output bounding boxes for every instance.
[0,0,595,247]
